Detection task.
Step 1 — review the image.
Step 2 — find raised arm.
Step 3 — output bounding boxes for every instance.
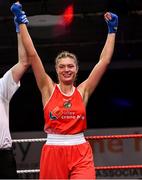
[10,14,30,83]
[10,2,54,104]
[11,32,30,83]
[78,12,118,105]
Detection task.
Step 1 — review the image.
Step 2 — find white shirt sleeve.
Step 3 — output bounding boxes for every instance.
[0,69,20,101]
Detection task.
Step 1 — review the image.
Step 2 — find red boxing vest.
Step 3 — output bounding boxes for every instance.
[44,84,87,134]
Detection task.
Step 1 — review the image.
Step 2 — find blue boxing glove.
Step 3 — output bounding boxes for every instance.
[105,12,118,33]
[11,3,29,25]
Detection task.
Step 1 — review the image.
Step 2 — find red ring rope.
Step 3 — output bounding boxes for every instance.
[95,165,142,170]
[85,134,142,170]
[86,134,142,140]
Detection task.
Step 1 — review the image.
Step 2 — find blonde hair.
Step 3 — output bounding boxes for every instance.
[55,51,78,68]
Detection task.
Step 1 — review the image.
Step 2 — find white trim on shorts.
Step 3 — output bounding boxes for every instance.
[46,133,86,146]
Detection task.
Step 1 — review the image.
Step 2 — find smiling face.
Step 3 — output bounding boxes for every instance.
[55,51,78,85]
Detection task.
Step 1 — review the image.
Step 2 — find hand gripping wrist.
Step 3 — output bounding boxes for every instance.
[106,12,118,33]
[13,14,29,33]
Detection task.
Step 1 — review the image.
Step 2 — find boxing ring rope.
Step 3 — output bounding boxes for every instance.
[12,134,142,143]
[12,133,142,174]
[17,169,40,174]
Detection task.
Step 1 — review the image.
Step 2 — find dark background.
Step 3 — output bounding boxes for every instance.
[0,0,142,131]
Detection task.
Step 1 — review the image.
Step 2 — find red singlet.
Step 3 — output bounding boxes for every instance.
[44,84,87,134]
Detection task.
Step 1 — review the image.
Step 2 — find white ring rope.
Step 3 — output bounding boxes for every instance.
[17,169,40,174]
[12,138,47,143]
[13,138,46,174]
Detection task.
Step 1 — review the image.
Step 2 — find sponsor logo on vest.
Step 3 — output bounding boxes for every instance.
[49,112,57,120]
[63,101,72,108]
